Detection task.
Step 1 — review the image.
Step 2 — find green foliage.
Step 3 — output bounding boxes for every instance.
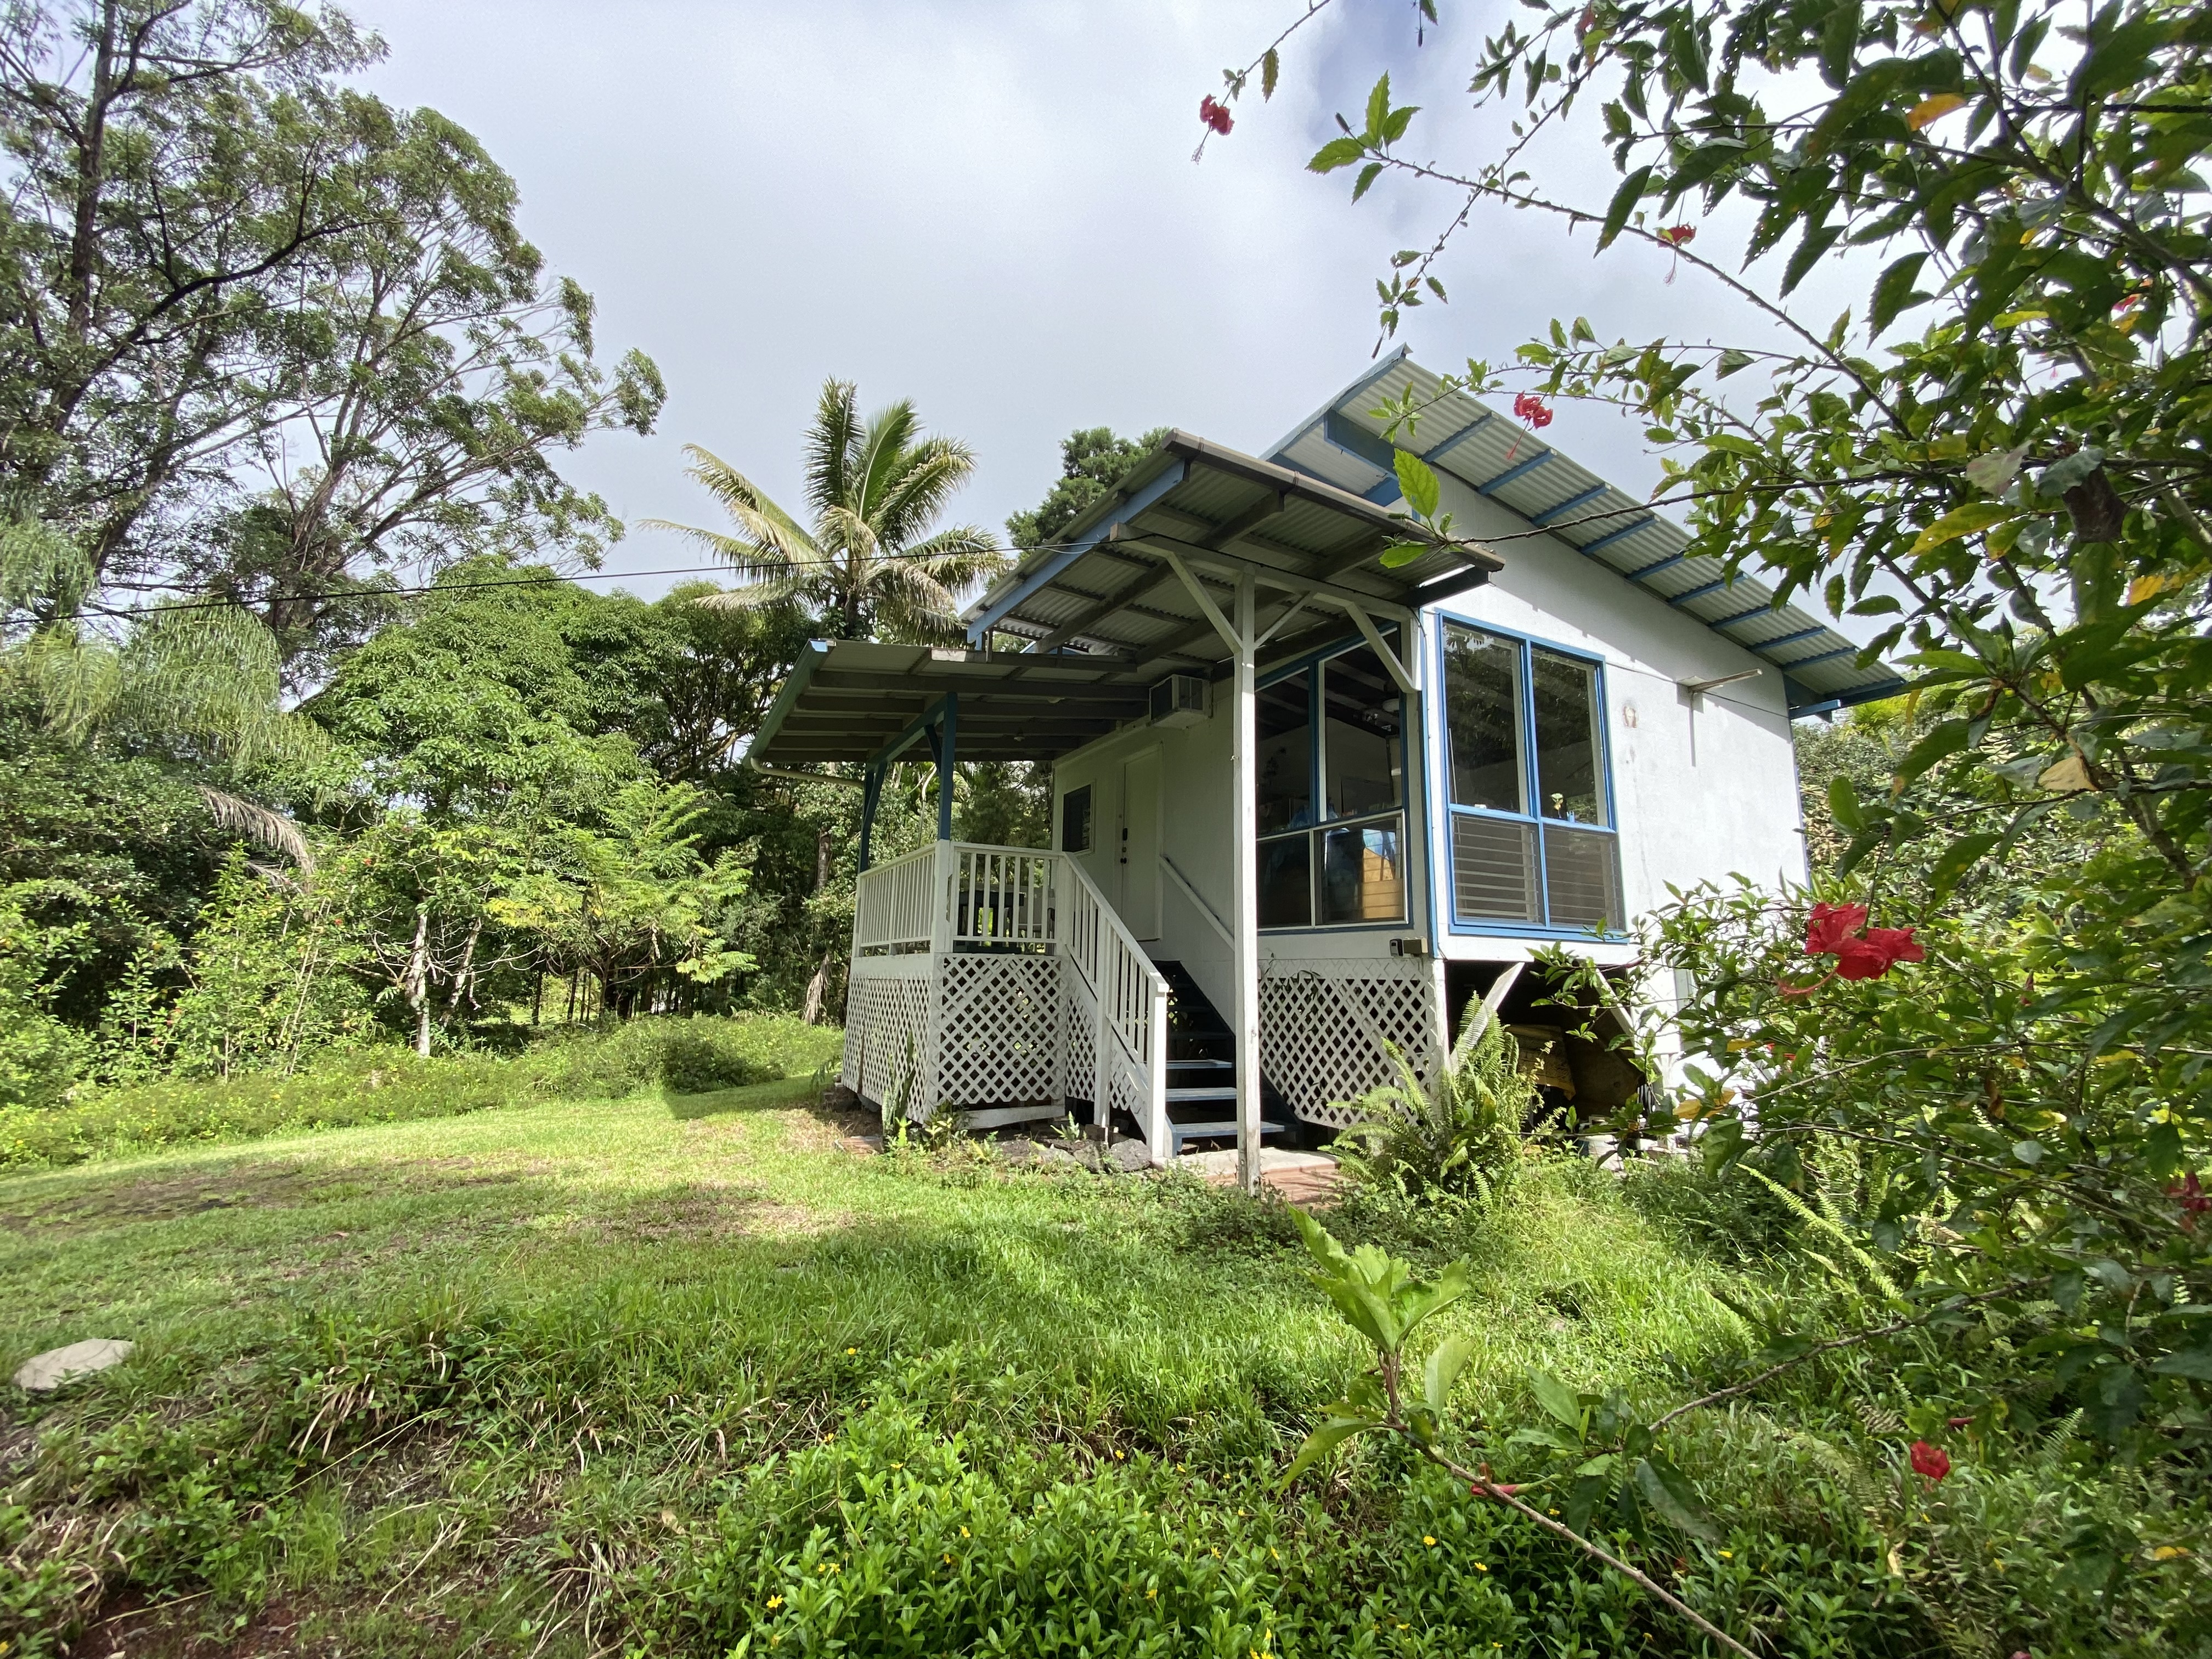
[0,2,662,665]
[0,888,90,1109]
[1336,1019,1533,1199]
[142,855,373,1081]
[0,1013,838,1170]
[7,1104,2205,1656]
[1650,877,2212,1452]
[1003,425,1170,551]
[648,379,1006,643]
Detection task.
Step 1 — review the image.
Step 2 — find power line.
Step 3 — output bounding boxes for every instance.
[51,546,1048,624]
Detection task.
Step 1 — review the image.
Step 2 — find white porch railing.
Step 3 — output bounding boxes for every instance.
[842,841,1170,1160]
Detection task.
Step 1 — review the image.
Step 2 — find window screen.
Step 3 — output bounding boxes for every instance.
[1060,785,1092,853]
[1444,624,1525,812]
[1256,671,1312,834]
[1532,648,1606,825]
[1322,644,1403,819]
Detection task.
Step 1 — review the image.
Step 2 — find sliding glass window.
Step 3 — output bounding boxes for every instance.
[1441,620,1622,935]
[1257,637,1407,929]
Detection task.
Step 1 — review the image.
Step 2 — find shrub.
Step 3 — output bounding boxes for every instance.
[1336,1016,1534,1200]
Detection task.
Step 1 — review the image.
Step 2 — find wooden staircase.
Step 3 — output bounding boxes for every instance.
[1154,960,1289,1158]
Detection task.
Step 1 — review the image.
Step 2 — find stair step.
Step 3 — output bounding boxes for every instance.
[1166,1086,1239,1103]
[1167,1058,1233,1071]
[1168,1121,1289,1150]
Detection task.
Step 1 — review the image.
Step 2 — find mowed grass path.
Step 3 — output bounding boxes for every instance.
[1,1084,1751,1656]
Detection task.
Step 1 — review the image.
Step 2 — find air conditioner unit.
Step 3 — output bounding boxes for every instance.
[1149,673,1210,728]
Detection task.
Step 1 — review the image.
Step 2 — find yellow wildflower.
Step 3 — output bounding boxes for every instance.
[1423,1536,1437,1547]
[766,1595,783,1609]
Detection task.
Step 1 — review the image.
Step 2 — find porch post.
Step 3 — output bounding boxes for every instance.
[936,693,958,842]
[858,760,884,872]
[1231,571,1262,1194]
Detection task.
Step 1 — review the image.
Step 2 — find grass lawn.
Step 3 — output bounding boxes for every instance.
[0,1074,2163,1657]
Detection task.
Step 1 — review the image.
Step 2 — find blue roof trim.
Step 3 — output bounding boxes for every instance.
[967,460,1190,643]
[1265,346,1413,464]
[1667,578,1729,607]
[1530,483,1610,526]
[1788,676,1908,718]
[747,639,834,759]
[1710,603,1773,627]
[1423,410,1494,466]
[1750,625,1827,653]
[1779,644,1860,670]
[1572,517,1655,556]
[1478,451,1555,493]
[1624,550,1689,580]
[1323,409,1398,472]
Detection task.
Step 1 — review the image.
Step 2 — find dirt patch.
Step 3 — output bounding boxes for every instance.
[0,1156,533,1237]
[565,1181,845,1243]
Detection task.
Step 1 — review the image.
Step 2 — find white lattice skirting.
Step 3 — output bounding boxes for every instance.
[1259,958,1443,1129]
[843,959,935,1118]
[935,953,1062,1107]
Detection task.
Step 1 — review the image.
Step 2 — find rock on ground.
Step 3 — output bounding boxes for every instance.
[14,1339,133,1392]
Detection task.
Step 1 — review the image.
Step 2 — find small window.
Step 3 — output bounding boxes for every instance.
[1061,785,1093,853]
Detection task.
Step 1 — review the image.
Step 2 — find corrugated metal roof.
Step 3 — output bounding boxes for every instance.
[961,428,1499,670]
[1267,352,1903,716]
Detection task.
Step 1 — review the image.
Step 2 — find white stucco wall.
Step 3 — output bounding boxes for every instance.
[1423,477,1809,969]
[1045,477,1807,1019]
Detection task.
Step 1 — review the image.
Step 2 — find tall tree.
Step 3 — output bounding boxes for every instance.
[647,377,1005,642]
[0,1,663,670]
[1005,425,1167,550]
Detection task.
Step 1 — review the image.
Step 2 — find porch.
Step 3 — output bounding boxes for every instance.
[747,430,1503,1187]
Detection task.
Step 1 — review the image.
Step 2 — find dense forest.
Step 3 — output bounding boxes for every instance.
[0,4,1190,1108]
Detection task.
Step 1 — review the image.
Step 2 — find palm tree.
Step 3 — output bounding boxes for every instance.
[647,379,1007,642]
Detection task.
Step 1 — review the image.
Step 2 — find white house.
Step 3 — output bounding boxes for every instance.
[745,354,1899,1186]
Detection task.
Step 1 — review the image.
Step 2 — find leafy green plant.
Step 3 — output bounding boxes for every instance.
[1336,1016,1533,1200]
[1284,1208,1761,1657]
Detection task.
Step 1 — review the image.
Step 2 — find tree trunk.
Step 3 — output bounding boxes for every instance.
[803,951,833,1026]
[406,906,431,1058]
[815,827,833,891]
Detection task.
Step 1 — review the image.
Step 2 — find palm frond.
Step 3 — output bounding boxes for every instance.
[870,558,966,642]
[900,523,1009,591]
[24,628,123,741]
[646,448,821,573]
[0,515,93,620]
[199,786,317,877]
[693,572,821,612]
[874,436,979,548]
[853,398,923,519]
[806,380,864,521]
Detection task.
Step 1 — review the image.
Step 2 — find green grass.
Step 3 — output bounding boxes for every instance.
[1,1068,2199,1657]
[0,1013,845,1171]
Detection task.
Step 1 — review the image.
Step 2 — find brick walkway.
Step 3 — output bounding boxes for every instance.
[1179,1148,1341,1205]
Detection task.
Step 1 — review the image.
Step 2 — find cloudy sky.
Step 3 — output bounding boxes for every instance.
[362,0,1873,599]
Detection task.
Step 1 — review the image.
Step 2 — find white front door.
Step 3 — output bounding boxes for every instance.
[1119,749,1161,940]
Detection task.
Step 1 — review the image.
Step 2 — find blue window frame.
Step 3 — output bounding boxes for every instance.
[1255,633,1409,931]
[1437,616,1624,937]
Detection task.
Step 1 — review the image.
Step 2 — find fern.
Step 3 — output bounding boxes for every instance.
[1741,1163,1906,1305]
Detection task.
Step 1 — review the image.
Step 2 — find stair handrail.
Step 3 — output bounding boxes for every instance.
[1053,850,1171,1156]
[1159,853,1233,951]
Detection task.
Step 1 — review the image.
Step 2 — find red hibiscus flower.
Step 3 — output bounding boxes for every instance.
[1786,903,1921,993]
[1512,391,1555,429]
[2172,1171,2208,1232]
[1805,901,1868,955]
[1199,95,1233,136]
[1658,224,1696,247]
[1909,1440,1951,1482]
